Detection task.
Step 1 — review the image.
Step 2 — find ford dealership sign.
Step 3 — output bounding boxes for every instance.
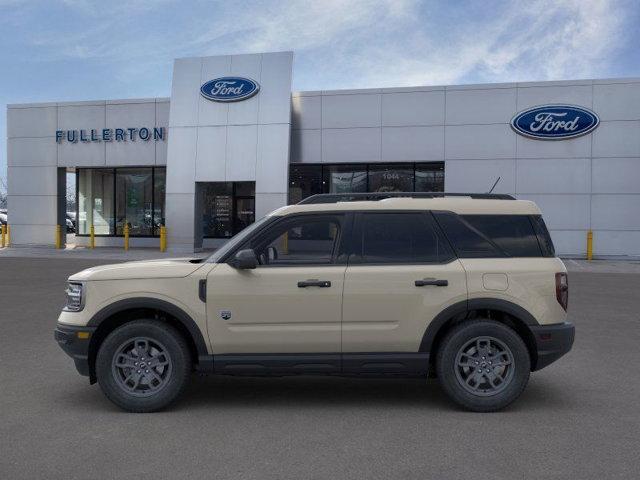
[511,105,599,140]
[200,77,260,102]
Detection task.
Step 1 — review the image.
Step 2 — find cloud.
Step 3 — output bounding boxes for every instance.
[21,0,629,90]
[327,0,627,87]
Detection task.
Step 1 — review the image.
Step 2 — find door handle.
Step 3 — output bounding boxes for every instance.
[298,279,331,288]
[415,278,448,287]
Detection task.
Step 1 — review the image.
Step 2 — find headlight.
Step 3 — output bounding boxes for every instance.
[64,282,84,312]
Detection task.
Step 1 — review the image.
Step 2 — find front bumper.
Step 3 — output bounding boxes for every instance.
[54,324,96,377]
[530,321,575,371]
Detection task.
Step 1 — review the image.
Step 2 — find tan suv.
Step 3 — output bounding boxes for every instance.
[55,193,574,412]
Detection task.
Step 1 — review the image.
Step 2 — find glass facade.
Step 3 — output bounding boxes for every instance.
[200,182,255,238]
[77,169,115,235]
[77,167,166,237]
[77,163,443,239]
[289,162,444,203]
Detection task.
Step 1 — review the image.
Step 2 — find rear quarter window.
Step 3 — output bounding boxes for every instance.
[434,212,551,258]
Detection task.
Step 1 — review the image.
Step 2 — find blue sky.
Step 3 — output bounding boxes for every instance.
[1,0,639,190]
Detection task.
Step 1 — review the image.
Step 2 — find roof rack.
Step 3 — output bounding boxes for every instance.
[297,192,515,205]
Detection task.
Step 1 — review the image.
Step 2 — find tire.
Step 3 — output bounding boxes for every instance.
[436,320,530,412]
[96,320,192,412]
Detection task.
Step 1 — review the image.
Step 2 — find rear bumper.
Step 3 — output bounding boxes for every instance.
[530,322,575,371]
[54,324,96,377]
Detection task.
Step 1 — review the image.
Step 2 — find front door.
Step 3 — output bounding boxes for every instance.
[206,213,347,355]
[341,212,468,353]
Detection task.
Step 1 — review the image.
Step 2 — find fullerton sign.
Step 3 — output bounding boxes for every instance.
[55,127,165,143]
[510,105,599,140]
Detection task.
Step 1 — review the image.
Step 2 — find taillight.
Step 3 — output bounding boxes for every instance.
[555,272,568,311]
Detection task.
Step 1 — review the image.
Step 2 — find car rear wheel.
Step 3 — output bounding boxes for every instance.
[96,320,191,412]
[436,320,530,412]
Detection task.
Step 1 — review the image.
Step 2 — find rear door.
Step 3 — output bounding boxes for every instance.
[341,211,467,353]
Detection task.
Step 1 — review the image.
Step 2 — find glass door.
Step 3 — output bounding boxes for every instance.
[234,197,255,233]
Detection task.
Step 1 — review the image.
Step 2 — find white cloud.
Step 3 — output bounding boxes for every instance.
[14,0,633,88]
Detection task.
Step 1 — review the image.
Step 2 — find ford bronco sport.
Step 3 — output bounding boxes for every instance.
[55,193,574,412]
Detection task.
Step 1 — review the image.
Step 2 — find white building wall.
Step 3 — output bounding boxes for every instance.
[165,51,293,252]
[291,78,640,258]
[7,98,168,247]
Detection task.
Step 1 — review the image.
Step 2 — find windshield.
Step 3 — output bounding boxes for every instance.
[207,216,273,263]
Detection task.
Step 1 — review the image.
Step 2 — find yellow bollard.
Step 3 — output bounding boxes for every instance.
[90,225,95,249]
[160,226,167,252]
[587,229,593,261]
[55,225,62,249]
[1,224,6,248]
[6,225,10,246]
[124,224,130,251]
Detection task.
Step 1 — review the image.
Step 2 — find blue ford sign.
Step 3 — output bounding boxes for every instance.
[511,105,599,140]
[200,77,260,102]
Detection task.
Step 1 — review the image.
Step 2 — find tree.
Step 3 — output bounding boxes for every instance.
[0,176,7,209]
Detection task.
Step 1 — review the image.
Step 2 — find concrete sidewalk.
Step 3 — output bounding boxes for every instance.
[0,246,209,261]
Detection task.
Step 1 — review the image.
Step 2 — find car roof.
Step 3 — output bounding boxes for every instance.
[270,196,541,216]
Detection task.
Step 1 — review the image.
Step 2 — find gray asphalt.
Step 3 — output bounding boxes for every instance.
[1,257,639,479]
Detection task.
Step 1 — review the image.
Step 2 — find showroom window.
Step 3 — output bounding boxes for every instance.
[115,169,153,236]
[77,167,166,237]
[200,182,255,239]
[288,162,444,203]
[77,169,115,235]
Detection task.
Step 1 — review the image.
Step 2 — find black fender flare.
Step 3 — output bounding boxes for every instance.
[87,297,209,357]
[419,298,539,353]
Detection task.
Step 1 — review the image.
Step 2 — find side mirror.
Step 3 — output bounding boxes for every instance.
[230,249,258,270]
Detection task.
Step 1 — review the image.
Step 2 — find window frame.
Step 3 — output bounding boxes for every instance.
[348,210,457,266]
[225,212,352,268]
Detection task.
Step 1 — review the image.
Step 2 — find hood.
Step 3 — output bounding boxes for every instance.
[68,257,206,281]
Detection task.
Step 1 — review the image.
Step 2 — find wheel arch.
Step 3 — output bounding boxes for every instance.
[86,298,209,383]
[420,298,539,371]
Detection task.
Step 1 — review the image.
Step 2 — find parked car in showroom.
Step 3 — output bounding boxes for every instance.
[54,192,573,413]
[66,212,76,233]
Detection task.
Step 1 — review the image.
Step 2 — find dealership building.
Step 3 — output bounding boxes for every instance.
[6,51,640,256]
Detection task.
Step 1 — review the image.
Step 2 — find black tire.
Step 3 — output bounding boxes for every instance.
[96,320,192,412]
[436,320,530,412]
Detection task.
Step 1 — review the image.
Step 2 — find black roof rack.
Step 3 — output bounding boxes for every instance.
[297,192,515,205]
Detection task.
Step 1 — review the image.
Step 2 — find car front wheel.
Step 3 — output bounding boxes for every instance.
[96,320,192,412]
[436,320,530,412]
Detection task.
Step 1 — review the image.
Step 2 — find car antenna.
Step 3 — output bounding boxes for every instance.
[488,176,501,194]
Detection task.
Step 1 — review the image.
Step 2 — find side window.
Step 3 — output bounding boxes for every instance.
[530,215,556,257]
[355,212,454,264]
[248,215,342,266]
[433,212,502,258]
[462,215,542,257]
[434,212,545,258]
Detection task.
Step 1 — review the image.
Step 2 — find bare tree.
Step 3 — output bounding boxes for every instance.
[0,176,7,209]
[66,172,76,212]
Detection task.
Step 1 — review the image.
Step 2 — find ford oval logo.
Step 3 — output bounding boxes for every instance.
[511,104,599,140]
[200,77,260,102]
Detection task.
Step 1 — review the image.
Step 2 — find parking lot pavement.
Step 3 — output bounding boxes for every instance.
[1,257,639,480]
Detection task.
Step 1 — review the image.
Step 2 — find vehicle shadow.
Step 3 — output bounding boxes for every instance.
[177,374,571,412]
[179,375,451,410]
[58,373,572,414]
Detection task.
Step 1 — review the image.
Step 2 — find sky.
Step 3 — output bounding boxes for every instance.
[1,0,639,191]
